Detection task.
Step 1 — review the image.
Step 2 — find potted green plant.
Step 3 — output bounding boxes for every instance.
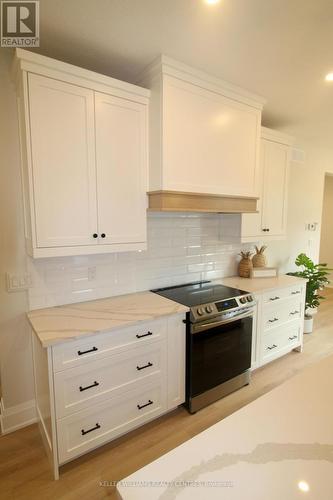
[288,253,331,333]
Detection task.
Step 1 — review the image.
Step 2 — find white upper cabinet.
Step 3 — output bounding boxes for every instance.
[94,92,147,246]
[28,74,98,248]
[241,127,293,242]
[14,49,149,258]
[138,56,265,198]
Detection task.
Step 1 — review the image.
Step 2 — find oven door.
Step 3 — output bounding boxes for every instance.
[188,311,253,398]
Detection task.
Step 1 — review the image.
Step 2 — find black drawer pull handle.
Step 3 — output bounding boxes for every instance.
[267,344,278,350]
[79,381,99,392]
[289,335,298,340]
[137,399,153,410]
[291,291,300,295]
[290,311,299,315]
[81,423,100,436]
[137,362,153,371]
[136,331,153,339]
[78,346,98,356]
[269,296,280,301]
[268,318,279,323]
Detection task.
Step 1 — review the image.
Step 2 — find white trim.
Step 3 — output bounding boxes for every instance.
[137,54,266,110]
[0,397,37,435]
[13,49,150,100]
[36,404,52,450]
[29,241,147,259]
[261,126,294,146]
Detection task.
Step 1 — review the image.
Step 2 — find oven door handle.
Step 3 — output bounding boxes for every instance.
[192,310,254,334]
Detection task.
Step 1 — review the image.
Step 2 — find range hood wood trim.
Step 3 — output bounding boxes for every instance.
[148,191,258,214]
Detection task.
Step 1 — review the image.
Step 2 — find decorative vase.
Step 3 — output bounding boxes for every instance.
[306,307,318,316]
[238,251,253,278]
[252,245,267,268]
[304,316,314,334]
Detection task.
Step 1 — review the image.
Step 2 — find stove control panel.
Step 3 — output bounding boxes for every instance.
[191,294,255,322]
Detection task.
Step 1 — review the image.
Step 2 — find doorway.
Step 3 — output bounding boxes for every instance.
[319,174,333,287]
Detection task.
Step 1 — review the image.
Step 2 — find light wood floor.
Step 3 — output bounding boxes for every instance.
[2,290,333,500]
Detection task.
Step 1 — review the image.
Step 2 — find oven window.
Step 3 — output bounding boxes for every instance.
[190,316,252,397]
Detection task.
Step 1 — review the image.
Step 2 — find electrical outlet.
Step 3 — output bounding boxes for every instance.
[6,272,32,292]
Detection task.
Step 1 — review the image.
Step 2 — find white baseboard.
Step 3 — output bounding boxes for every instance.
[0,397,37,434]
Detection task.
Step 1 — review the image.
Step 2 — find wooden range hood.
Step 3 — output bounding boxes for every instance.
[148,191,258,214]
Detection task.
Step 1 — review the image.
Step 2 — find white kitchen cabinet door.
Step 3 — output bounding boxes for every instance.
[163,76,261,197]
[241,151,265,239]
[241,130,292,242]
[28,73,98,248]
[261,139,289,236]
[95,92,147,245]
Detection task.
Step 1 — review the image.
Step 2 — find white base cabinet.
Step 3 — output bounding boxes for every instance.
[13,49,149,258]
[57,379,167,464]
[32,314,186,479]
[252,282,306,368]
[242,127,293,242]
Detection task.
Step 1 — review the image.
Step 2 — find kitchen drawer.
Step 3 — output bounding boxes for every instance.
[54,341,167,418]
[263,285,303,304]
[261,324,301,363]
[57,379,167,464]
[52,318,167,372]
[263,300,302,332]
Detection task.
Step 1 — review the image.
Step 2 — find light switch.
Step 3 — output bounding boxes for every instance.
[305,222,318,232]
[6,272,32,292]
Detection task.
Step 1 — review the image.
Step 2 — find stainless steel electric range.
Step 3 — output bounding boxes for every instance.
[152,281,255,413]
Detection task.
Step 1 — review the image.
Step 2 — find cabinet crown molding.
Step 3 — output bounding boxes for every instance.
[137,54,266,110]
[261,126,294,146]
[12,48,150,101]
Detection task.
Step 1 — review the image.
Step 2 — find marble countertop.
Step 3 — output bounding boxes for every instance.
[28,291,188,348]
[28,275,306,348]
[117,354,333,500]
[220,274,307,294]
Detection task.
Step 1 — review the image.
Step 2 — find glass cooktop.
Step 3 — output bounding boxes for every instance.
[152,281,249,307]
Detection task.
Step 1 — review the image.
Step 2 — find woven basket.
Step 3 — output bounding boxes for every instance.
[252,245,267,268]
[238,251,253,278]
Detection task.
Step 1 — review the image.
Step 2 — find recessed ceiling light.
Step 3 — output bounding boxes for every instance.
[298,481,310,493]
[325,73,333,81]
[204,0,220,4]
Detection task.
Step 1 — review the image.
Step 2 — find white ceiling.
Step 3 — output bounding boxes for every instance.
[34,0,333,147]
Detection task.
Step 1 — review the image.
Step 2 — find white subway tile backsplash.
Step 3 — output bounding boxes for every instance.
[27,213,252,310]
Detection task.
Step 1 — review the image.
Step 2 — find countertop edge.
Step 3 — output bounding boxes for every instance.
[27,292,189,348]
[219,275,308,294]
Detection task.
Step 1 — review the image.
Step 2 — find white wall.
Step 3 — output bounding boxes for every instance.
[319,175,333,285]
[0,48,36,432]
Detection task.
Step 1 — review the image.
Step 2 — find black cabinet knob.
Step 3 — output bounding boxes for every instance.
[93,233,98,238]
[101,233,106,238]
